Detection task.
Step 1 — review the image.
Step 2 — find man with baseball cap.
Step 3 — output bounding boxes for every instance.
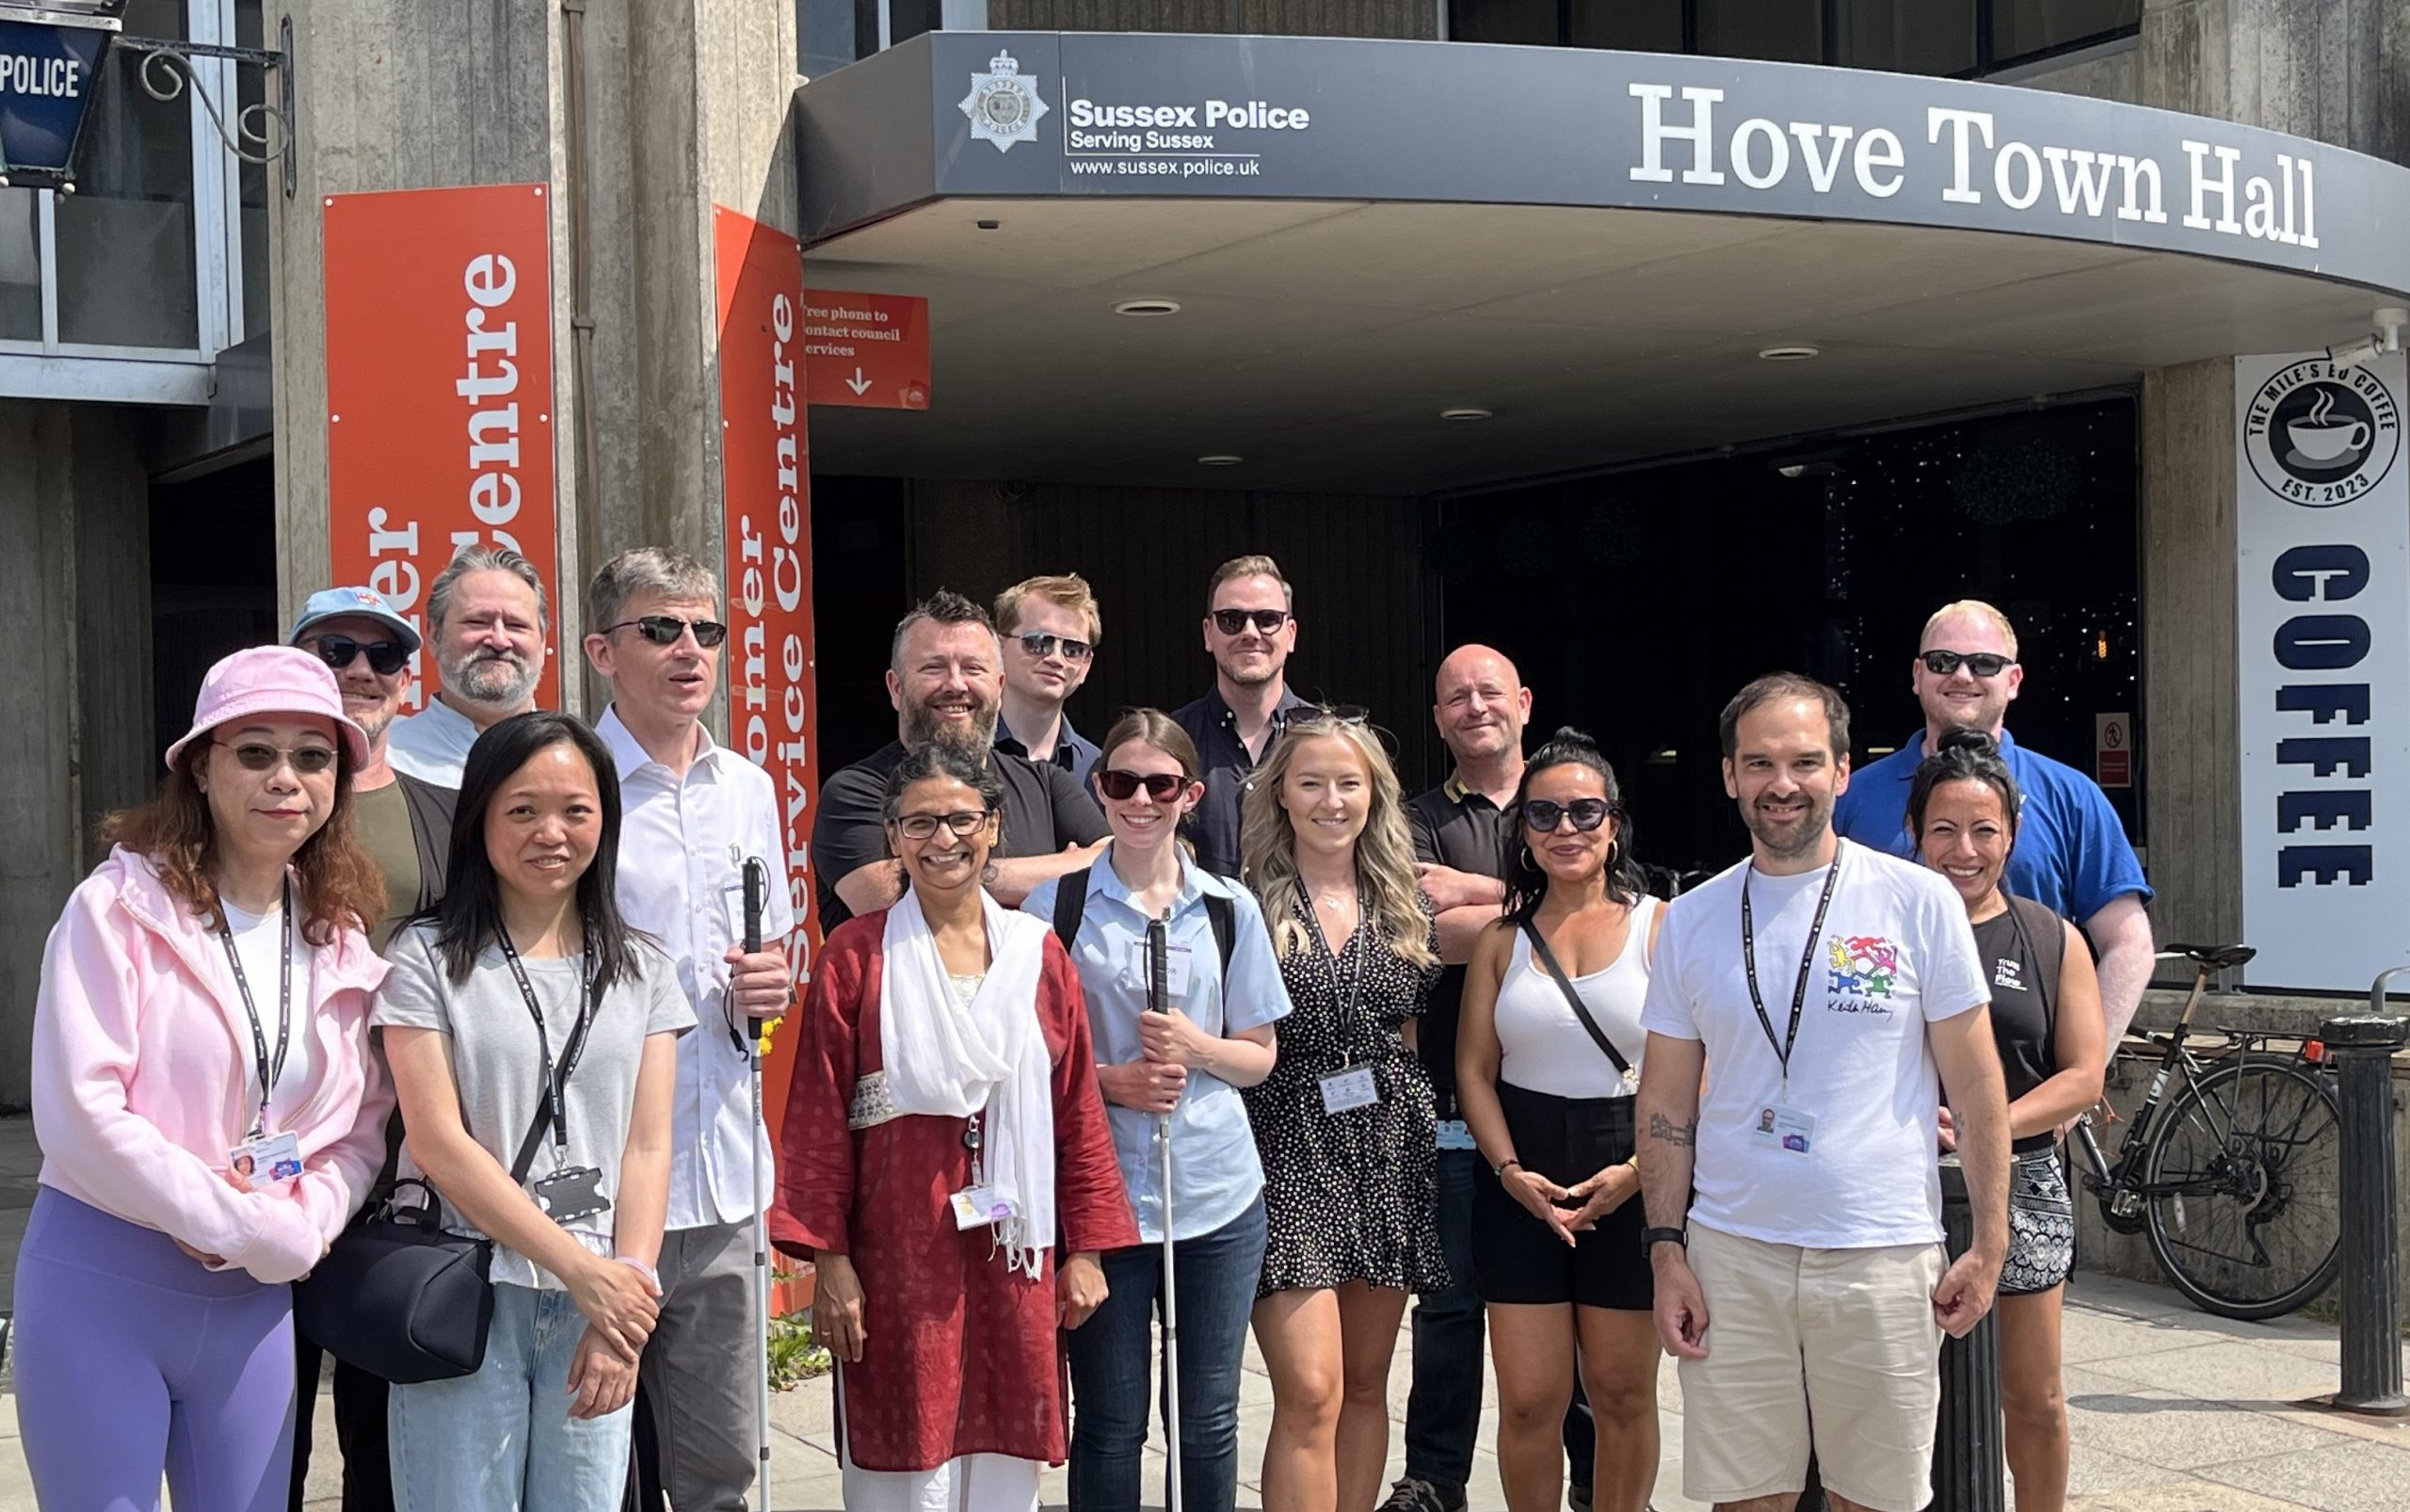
[282,585,457,1512]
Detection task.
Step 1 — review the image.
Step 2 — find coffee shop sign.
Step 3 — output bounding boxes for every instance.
[1631,85,2322,249]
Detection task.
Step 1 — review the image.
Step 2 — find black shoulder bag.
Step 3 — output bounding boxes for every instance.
[1520,919,1638,1087]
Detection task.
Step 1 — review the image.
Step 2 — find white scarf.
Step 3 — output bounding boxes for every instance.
[879,889,1055,1275]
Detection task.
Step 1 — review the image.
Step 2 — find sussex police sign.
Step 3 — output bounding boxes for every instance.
[0,14,112,190]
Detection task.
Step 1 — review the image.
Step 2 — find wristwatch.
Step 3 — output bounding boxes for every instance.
[1640,1227,1687,1258]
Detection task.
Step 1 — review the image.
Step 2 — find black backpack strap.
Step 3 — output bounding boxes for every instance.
[1052,866,1091,954]
[1520,920,1632,1077]
[1203,893,1236,983]
[2004,894,2064,1037]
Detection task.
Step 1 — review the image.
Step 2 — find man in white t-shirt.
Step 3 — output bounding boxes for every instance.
[1633,672,2010,1512]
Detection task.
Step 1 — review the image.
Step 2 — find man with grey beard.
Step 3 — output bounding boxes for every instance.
[384,545,551,785]
[811,588,1108,930]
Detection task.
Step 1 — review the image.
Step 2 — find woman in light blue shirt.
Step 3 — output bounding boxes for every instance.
[1026,708,1291,1512]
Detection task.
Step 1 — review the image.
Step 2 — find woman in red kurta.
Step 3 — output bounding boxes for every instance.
[773,744,1137,1510]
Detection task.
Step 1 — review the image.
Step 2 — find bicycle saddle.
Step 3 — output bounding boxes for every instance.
[2165,942,2257,969]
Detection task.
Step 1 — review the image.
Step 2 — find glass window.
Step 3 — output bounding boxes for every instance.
[799,0,867,76]
[1450,0,1559,45]
[1695,0,1821,63]
[1569,0,1684,51]
[54,0,199,349]
[0,189,40,341]
[1840,0,1975,75]
[1991,0,2140,63]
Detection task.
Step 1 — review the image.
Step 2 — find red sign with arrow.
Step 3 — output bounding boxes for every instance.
[802,288,930,410]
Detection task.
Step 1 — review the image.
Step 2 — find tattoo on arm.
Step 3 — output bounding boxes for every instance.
[1647,1113,1697,1147]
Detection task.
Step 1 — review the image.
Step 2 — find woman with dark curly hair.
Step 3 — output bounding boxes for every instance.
[18,647,395,1511]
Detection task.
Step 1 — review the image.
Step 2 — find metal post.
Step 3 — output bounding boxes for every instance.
[1932,1155,2006,1512]
[2322,995,2407,1415]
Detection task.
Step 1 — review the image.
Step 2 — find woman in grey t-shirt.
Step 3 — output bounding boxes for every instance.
[376,712,692,1510]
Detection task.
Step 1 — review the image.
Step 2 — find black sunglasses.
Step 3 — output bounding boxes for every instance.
[217,740,339,775]
[1521,796,1615,833]
[1016,632,1093,663]
[1920,650,2015,678]
[303,635,410,676]
[1097,768,1189,802]
[604,615,729,649]
[1211,607,1290,635]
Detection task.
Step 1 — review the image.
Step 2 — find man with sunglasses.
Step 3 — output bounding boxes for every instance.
[992,574,1104,784]
[385,545,551,786]
[282,586,458,1512]
[583,547,795,1512]
[1173,554,1311,878]
[1835,599,2157,1045]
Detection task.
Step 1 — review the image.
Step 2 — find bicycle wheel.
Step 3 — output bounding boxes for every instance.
[2142,1057,2341,1320]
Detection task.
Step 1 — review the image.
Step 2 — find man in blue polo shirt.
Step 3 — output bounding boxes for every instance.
[1835,599,2158,1044]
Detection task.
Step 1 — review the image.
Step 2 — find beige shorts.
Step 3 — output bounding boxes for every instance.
[1677,1224,1946,1512]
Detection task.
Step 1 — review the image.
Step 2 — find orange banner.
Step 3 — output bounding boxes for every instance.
[324,184,561,710]
[714,206,819,1130]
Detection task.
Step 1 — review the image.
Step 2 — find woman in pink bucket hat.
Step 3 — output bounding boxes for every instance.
[15,645,397,1511]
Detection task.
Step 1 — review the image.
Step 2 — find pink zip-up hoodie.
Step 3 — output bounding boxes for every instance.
[32,844,396,1284]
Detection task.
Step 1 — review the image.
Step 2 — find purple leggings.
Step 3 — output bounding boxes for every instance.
[13,1186,297,1512]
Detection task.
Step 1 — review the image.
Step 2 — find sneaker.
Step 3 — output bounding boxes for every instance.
[1378,1476,1468,1512]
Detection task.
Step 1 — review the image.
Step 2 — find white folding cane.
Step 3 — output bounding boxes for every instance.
[1147,910,1183,1512]
[742,859,775,1506]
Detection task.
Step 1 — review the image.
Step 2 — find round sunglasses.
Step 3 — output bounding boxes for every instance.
[1520,796,1615,833]
[215,739,339,775]
[1096,768,1192,802]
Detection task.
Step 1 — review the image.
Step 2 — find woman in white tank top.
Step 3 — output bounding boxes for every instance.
[1454,730,1666,1512]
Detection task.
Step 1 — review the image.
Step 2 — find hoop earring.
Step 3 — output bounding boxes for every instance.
[1520,845,1535,870]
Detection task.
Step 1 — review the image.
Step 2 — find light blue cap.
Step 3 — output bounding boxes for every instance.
[285,586,422,654]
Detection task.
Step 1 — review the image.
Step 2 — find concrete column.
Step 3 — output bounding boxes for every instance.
[0,401,153,1109]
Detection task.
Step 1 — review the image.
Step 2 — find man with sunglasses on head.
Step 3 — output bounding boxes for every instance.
[992,573,1104,785]
[384,544,551,786]
[281,586,458,1512]
[1835,599,2156,1047]
[583,547,794,1512]
[1173,554,1311,878]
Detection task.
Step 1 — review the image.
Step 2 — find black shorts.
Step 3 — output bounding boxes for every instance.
[1471,1081,1654,1311]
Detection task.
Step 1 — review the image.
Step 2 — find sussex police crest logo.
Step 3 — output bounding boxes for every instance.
[958,51,1049,153]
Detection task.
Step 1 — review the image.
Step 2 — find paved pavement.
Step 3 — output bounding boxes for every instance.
[3,1114,2407,1510]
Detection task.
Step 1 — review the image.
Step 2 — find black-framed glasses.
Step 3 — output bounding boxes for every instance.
[1016,632,1093,663]
[302,635,410,676]
[1211,607,1290,636]
[1521,797,1615,833]
[1920,650,2015,678]
[887,809,995,841]
[1096,768,1189,802]
[216,740,339,775]
[604,615,729,649]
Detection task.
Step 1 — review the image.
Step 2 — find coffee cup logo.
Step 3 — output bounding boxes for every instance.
[2244,361,2401,507]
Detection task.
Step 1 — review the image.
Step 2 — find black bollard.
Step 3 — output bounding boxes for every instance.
[2322,999,2408,1415]
[1931,1155,2007,1511]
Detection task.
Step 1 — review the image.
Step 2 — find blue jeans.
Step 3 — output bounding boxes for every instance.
[1068,1198,1268,1512]
[1405,1148,1596,1493]
[388,1282,633,1512]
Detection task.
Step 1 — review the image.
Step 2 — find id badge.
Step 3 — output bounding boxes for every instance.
[533,1166,613,1224]
[950,1185,1018,1231]
[1319,1065,1380,1115]
[1752,1104,1817,1155]
[1128,942,1194,998]
[231,1131,302,1183]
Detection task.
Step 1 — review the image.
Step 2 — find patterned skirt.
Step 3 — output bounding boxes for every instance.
[2001,1146,2077,1295]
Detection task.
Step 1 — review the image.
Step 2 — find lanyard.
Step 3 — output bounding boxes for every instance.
[1294,879,1369,1061]
[496,928,600,1156]
[1738,843,1845,1094]
[218,880,294,1139]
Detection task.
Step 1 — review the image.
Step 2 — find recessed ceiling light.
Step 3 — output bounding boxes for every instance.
[1197,454,1245,466]
[1758,344,1821,362]
[1439,407,1493,422]
[1114,298,1181,317]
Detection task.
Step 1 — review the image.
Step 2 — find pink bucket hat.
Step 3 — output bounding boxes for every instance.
[163,646,374,772]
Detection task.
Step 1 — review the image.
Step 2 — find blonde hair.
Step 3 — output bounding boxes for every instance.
[1920,599,2019,658]
[1241,715,1436,971]
[1206,554,1293,613]
[994,573,1102,645]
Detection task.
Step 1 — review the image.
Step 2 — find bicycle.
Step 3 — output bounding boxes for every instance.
[2068,942,2344,1321]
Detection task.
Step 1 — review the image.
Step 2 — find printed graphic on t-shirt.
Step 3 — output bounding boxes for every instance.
[1994,957,2026,991]
[1825,933,1903,1013]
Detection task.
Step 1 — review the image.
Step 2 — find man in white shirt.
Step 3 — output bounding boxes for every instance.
[384,545,550,784]
[1634,672,2010,1512]
[583,547,794,1511]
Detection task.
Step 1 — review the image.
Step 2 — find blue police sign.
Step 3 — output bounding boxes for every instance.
[0,17,113,189]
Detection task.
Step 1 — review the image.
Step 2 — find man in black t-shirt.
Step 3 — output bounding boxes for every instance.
[813,589,1108,931]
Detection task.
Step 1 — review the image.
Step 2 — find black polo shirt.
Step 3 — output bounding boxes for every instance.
[993,710,1102,787]
[1170,685,1311,879]
[811,741,1110,929]
[1406,773,1511,1116]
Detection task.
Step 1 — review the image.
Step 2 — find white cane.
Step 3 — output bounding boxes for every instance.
[743,859,775,1509]
[1146,911,1183,1512]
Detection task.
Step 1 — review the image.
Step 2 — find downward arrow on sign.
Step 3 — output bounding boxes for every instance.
[845,367,872,395]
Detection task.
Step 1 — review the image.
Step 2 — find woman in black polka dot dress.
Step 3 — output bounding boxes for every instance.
[1236,711,1446,1512]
